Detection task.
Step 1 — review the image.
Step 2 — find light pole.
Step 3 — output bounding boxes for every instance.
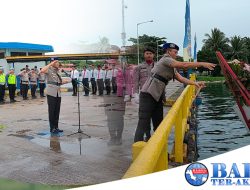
[137,20,153,65]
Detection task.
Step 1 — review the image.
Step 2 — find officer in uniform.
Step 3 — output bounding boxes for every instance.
[96,65,104,96]
[70,65,79,96]
[104,65,112,95]
[0,68,6,104]
[111,64,118,94]
[29,69,39,98]
[40,60,70,133]
[38,68,46,97]
[133,48,155,141]
[6,68,17,103]
[134,42,216,142]
[82,66,91,96]
[18,68,29,100]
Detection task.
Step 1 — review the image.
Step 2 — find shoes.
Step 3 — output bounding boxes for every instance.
[32,96,37,99]
[50,129,59,133]
[55,128,63,133]
[40,95,46,97]
[84,94,89,96]
[10,99,16,103]
[23,97,29,100]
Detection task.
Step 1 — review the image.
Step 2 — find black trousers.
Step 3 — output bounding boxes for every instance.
[104,79,111,95]
[90,78,97,94]
[31,84,37,97]
[47,95,61,131]
[20,81,23,95]
[8,84,16,100]
[82,78,89,95]
[112,77,117,93]
[39,83,45,96]
[72,78,77,95]
[134,92,163,142]
[0,84,5,102]
[97,79,104,95]
[22,84,29,99]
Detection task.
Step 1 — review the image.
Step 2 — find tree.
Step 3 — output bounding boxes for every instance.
[203,28,229,52]
[127,34,167,64]
[229,36,246,60]
[243,37,250,63]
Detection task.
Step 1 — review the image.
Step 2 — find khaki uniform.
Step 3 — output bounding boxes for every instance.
[38,72,46,97]
[133,62,154,94]
[29,72,38,98]
[46,66,62,132]
[18,71,29,99]
[134,54,176,142]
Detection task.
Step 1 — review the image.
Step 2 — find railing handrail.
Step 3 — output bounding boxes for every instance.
[123,79,196,179]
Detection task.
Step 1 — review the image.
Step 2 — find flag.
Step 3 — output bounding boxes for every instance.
[183,0,191,62]
[193,33,197,62]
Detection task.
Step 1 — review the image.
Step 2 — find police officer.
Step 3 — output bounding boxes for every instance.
[133,48,155,141]
[6,68,17,103]
[38,68,46,97]
[134,48,155,101]
[29,69,39,98]
[18,68,29,100]
[40,60,70,133]
[0,68,6,104]
[134,42,216,142]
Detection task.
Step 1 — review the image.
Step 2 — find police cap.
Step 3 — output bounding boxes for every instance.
[163,43,179,51]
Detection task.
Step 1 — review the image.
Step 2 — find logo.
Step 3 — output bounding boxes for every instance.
[211,163,250,186]
[185,162,209,186]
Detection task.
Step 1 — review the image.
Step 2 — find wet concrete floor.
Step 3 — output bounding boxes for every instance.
[0,81,182,186]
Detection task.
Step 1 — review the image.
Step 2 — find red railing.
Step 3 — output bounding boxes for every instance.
[216,51,250,130]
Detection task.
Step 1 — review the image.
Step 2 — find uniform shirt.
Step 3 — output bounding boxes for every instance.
[95,69,104,80]
[46,66,62,97]
[18,71,29,84]
[141,54,176,102]
[29,72,38,85]
[134,62,154,93]
[104,69,112,80]
[90,69,97,79]
[70,69,79,79]
[6,74,16,85]
[0,73,6,85]
[38,72,46,83]
[82,69,91,81]
[111,68,118,78]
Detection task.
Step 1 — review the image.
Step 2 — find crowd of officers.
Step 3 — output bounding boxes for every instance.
[0,65,46,104]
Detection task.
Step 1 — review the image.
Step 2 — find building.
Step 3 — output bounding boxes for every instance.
[0,42,54,73]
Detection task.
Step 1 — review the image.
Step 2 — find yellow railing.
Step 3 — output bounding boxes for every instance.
[123,75,196,179]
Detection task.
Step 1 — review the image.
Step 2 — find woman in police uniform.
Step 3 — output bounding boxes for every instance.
[134,42,216,142]
[40,60,71,133]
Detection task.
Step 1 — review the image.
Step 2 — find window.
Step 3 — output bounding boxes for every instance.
[0,52,5,59]
[28,52,43,56]
[10,52,26,56]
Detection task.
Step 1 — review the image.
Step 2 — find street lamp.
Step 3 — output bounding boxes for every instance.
[137,20,153,65]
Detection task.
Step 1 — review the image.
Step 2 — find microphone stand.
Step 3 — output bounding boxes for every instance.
[62,70,90,138]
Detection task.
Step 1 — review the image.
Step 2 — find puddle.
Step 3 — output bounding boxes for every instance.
[8,134,34,140]
[31,136,113,156]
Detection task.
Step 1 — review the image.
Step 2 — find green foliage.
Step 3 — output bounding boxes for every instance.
[196,76,225,82]
[127,34,167,63]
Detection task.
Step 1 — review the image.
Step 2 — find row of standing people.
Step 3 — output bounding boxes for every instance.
[70,64,135,98]
[0,66,46,104]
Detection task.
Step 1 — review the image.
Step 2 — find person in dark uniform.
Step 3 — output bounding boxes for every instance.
[96,65,104,96]
[82,66,90,96]
[134,42,216,142]
[40,60,71,133]
[70,65,79,96]
[6,68,17,103]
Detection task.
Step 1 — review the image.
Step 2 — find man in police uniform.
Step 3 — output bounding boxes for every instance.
[90,64,97,95]
[71,65,79,96]
[134,42,216,142]
[0,68,6,104]
[18,68,29,100]
[40,60,70,133]
[29,69,39,98]
[6,68,17,103]
[38,68,46,97]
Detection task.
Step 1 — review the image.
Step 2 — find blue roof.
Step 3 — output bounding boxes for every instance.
[0,42,54,52]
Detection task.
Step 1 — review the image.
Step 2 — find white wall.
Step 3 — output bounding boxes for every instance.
[10,61,46,74]
[0,59,9,73]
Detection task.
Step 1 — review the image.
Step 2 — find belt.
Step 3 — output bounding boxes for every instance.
[151,73,168,85]
[30,81,37,83]
[39,80,45,82]
[47,81,61,86]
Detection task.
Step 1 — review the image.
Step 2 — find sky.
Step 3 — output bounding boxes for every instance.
[0,0,249,55]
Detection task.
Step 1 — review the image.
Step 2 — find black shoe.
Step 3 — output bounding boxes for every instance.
[32,96,37,99]
[84,94,89,96]
[55,128,63,133]
[10,99,16,103]
[23,97,29,100]
[51,129,59,134]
